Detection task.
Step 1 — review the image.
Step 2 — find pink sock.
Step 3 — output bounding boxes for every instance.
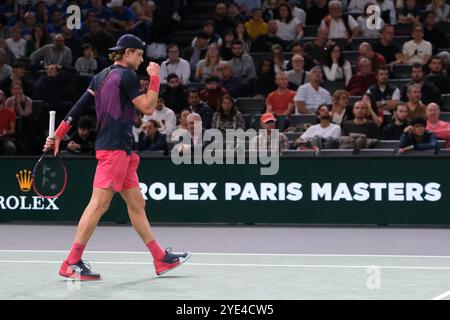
[66,242,86,264]
[146,240,165,261]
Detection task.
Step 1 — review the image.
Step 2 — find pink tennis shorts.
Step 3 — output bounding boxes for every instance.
[93,150,140,192]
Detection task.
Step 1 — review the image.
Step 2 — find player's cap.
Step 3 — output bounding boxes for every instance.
[107,0,124,8]
[108,34,145,51]
[260,113,276,123]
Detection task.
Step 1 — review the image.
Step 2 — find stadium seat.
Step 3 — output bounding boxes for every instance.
[288,114,317,126]
[304,25,319,37]
[318,149,353,156]
[250,52,270,67]
[438,140,446,149]
[442,96,450,112]
[394,23,413,36]
[321,80,346,95]
[359,149,396,156]
[31,100,43,122]
[441,112,450,122]
[437,21,450,34]
[342,50,359,62]
[389,79,411,91]
[236,98,266,114]
[243,113,258,130]
[392,64,412,79]
[375,140,399,149]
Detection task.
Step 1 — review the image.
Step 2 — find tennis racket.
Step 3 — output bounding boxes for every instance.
[32,111,68,199]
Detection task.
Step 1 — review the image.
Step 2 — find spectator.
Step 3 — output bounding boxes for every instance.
[423,10,448,53]
[245,7,268,41]
[75,43,97,77]
[331,89,351,126]
[298,104,342,149]
[290,1,307,25]
[271,44,288,73]
[0,89,16,155]
[425,0,450,22]
[228,2,247,24]
[426,56,450,94]
[6,25,26,59]
[182,31,209,77]
[319,0,361,44]
[287,54,310,89]
[276,2,303,44]
[357,3,385,38]
[235,0,263,16]
[367,66,401,111]
[187,88,215,129]
[234,21,252,53]
[342,100,379,139]
[402,24,432,65]
[249,112,289,151]
[5,81,32,117]
[137,119,169,154]
[170,108,191,141]
[294,66,332,114]
[83,20,116,58]
[375,0,397,25]
[106,0,134,37]
[132,110,143,145]
[161,73,188,114]
[254,58,277,97]
[323,43,352,86]
[220,29,235,60]
[199,76,229,111]
[426,102,450,148]
[48,10,65,38]
[361,92,384,127]
[0,61,33,98]
[405,83,426,120]
[30,33,72,69]
[217,61,243,98]
[346,58,377,96]
[306,0,329,26]
[62,24,83,61]
[401,63,442,105]
[399,116,439,153]
[64,116,96,155]
[381,103,410,140]
[195,43,222,83]
[90,0,112,24]
[211,95,246,132]
[229,40,257,90]
[143,96,177,138]
[303,27,330,65]
[25,24,49,57]
[358,42,386,72]
[263,0,280,21]
[198,19,222,46]
[372,24,403,65]
[161,44,190,86]
[253,19,285,52]
[347,0,370,13]
[214,3,234,37]
[398,0,421,24]
[21,11,37,39]
[0,48,12,82]
[287,40,315,71]
[129,1,156,42]
[266,71,296,116]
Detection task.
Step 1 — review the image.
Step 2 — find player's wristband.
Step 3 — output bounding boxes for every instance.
[148,76,160,92]
[54,120,72,139]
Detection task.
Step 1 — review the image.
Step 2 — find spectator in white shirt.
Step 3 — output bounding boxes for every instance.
[143,96,177,138]
[6,26,26,59]
[375,0,397,25]
[319,0,361,43]
[322,43,352,86]
[357,2,385,37]
[276,2,303,42]
[160,44,191,86]
[426,0,450,23]
[402,24,432,65]
[294,66,332,114]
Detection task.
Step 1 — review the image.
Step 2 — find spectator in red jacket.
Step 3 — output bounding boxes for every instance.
[346,58,377,96]
[199,76,229,111]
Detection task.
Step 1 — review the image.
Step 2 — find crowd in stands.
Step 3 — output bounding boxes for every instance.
[0,0,450,156]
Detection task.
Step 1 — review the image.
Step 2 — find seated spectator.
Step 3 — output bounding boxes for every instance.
[90,0,112,24]
[220,29,235,60]
[276,2,303,44]
[381,103,410,140]
[426,56,450,94]
[214,3,234,37]
[249,112,289,151]
[143,96,177,138]
[304,28,330,66]
[402,24,432,65]
[263,0,280,21]
[211,95,246,132]
[0,61,33,98]
[425,0,450,23]
[174,113,204,150]
[30,33,72,70]
[254,58,277,98]
[372,24,403,65]
[361,92,384,127]
[297,104,342,149]
[342,100,380,139]
[229,40,257,91]
[25,24,49,57]
[375,0,397,25]
[5,82,32,117]
[270,44,288,73]
[294,66,332,114]
[160,44,190,86]
[253,19,285,52]
[287,54,310,89]
[129,1,155,43]
[199,76,229,111]
[401,63,442,105]
[0,48,12,82]
[161,73,188,114]
[48,10,65,38]
[306,0,329,26]
[196,19,222,46]
[266,71,295,116]
[6,25,26,59]
[286,40,315,71]
[358,42,386,72]
[195,43,222,83]
[319,0,361,45]
[218,61,243,98]
[323,43,352,86]
[357,2,385,37]
[399,116,439,153]
[347,0,370,14]
[64,116,96,155]
[228,2,247,24]
[182,31,209,78]
[187,88,214,129]
[423,10,448,54]
[62,24,83,61]
[0,36,16,66]
[137,119,168,154]
[404,84,426,120]
[83,20,116,58]
[170,109,191,141]
[331,89,351,127]
[366,66,401,111]
[234,22,252,53]
[132,110,143,145]
[398,0,421,24]
[75,44,97,77]
[346,58,377,96]
[0,89,16,155]
[245,7,268,41]
[106,0,134,37]
[426,102,450,148]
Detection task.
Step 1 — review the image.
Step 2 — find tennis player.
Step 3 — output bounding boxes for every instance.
[43,34,190,280]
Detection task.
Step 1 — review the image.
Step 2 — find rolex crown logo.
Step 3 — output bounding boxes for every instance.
[16,170,32,192]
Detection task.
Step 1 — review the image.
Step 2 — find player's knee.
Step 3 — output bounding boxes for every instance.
[128,198,146,214]
[90,200,110,214]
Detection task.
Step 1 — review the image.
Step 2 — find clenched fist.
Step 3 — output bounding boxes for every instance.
[146,62,160,77]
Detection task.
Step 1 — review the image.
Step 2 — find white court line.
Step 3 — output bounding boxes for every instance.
[0,250,450,258]
[431,290,450,300]
[1,260,450,270]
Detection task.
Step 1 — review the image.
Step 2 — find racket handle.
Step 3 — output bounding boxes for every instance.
[49,111,56,138]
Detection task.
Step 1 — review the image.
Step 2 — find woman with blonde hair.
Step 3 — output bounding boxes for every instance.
[331,90,351,126]
[195,42,222,82]
[426,0,450,22]
[271,44,288,73]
